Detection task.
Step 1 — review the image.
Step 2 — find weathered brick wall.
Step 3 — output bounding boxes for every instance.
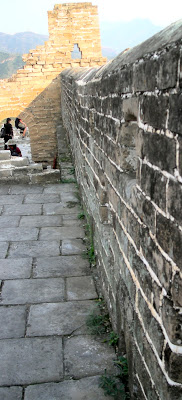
[0,2,106,165]
[61,21,182,400]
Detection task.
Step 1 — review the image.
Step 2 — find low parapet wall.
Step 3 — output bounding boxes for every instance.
[61,20,182,399]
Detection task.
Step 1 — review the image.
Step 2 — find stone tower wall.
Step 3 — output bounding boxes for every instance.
[0,2,106,166]
[61,20,182,400]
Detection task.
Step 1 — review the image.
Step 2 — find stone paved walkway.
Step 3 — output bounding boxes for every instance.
[0,183,114,400]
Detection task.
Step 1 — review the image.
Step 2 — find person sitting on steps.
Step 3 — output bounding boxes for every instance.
[15,117,27,138]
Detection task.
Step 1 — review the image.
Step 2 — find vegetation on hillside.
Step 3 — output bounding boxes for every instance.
[0,52,24,79]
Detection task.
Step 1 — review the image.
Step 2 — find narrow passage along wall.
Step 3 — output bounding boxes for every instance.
[61,20,182,400]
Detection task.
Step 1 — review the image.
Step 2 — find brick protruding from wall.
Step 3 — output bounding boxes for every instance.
[0,2,106,165]
[60,20,182,400]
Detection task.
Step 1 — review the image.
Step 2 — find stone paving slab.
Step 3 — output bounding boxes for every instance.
[43,183,76,194]
[1,278,64,304]
[0,195,24,204]
[20,215,63,227]
[0,242,9,258]
[0,306,26,339]
[24,193,61,203]
[0,386,22,400]
[0,186,10,195]
[61,192,79,203]
[43,203,80,215]
[62,239,86,255]
[10,185,43,194]
[24,376,113,400]
[0,215,20,228]
[8,240,61,258]
[39,226,85,241]
[34,256,90,278]
[63,214,80,220]
[63,218,82,227]
[67,276,97,301]
[64,335,115,378]
[0,258,32,279]
[3,204,42,216]
[0,227,39,242]
[0,337,63,385]
[27,300,96,337]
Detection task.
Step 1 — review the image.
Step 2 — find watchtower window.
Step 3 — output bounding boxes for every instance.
[71,44,82,59]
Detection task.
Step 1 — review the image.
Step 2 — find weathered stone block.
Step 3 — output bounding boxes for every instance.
[123,97,139,120]
[140,163,167,210]
[168,94,182,134]
[133,59,158,91]
[178,136,182,177]
[140,228,173,293]
[140,131,176,174]
[172,272,182,307]
[137,291,164,357]
[164,344,182,383]
[0,150,11,160]
[140,95,168,129]
[131,186,156,234]
[167,179,182,224]
[162,297,182,345]
[157,48,179,89]
[128,245,153,301]
[156,213,182,270]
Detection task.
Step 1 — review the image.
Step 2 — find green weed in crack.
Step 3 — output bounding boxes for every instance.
[86,300,130,399]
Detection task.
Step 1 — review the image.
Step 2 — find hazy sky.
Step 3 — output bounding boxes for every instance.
[1,0,182,35]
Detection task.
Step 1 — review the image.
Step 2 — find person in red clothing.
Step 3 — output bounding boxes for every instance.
[7,139,22,157]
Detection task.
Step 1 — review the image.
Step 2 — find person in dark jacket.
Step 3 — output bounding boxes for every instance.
[3,118,13,143]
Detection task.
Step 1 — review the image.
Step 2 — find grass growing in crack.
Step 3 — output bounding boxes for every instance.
[78,211,85,220]
[81,215,96,267]
[68,166,75,175]
[66,201,78,208]
[60,155,72,162]
[99,357,130,399]
[86,299,110,336]
[61,178,76,184]
[108,331,119,347]
[86,300,130,399]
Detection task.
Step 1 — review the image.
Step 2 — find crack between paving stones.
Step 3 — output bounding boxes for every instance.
[22,194,26,204]
[31,258,37,278]
[5,242,11,259]
[24,306,30,337]
[22,386,25,400]
[37,228,41,241]
[64,277,67,301]
[0,281,4,302]
[62,336,66,378]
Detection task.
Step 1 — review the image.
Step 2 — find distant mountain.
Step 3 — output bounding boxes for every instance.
[102,47,118,60]
[0,52,24,79]
[100,19,162,53]
[0,20,163,78]
[0,32,48,54]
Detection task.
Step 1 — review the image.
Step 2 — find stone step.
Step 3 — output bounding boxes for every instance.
[30,169,61,184]
[0,168,60,184]
[0,150,11,160]
[0,157,29,169]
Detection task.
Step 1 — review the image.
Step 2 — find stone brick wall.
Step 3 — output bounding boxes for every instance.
[0,2,106,165]
[61,21,182,399]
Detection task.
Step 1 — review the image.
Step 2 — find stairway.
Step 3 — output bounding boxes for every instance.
[0,140,60,184]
